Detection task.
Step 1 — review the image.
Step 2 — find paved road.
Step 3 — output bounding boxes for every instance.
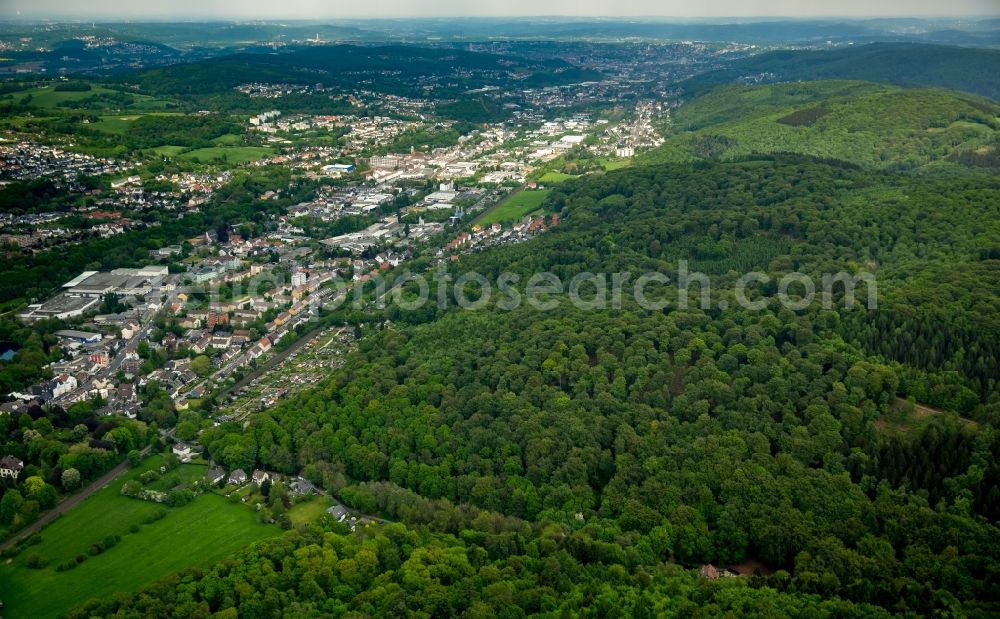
[0,445,150,552]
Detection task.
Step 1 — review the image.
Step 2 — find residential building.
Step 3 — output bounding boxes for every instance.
[172,441,201,463]
[0,455,24,479]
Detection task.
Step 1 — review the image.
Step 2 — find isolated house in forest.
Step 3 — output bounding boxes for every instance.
[0,456,23,479]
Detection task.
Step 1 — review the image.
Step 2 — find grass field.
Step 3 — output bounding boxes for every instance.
[151,145,188,157]
[289,496,333,527]
[212,133,244,145]
[0,455,280,619]
[90,114,143,133]
[600,159,631,171]
[91,112,183,135]
[144,461,210,491]
[538,171,577,185]
[180,146,274,164]
[479,189,551,225]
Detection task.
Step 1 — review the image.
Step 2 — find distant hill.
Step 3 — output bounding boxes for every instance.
[119,44,602,98]
[682,43,1000,101]
[641,80,1000,173]
[4,17,998,48]
[0,37,186,76]
[473,19,1000,46]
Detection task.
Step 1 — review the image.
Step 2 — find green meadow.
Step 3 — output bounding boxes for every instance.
[538,171,576,184]
[90,112,183,135]
[0,456,280,619]
[150,144,189,157]
[212,133,244,145]
[180,146,274,164]
[288,495,334,528]
[600,158,631,171]
[479,189,551,225]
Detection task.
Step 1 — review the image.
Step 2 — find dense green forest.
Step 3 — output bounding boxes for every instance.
[682,43,1000,100]
[436,98,509,124]
[69,517,949,618]
[118,45,599,98]
[641,81,1000,173]
[88,156,1000,617]
[0,318,63,395]
[0,177,97,215]
[486,158,1000,404]
[2,38,999,617]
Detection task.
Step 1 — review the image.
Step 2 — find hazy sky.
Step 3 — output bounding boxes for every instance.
[2,0,998,20]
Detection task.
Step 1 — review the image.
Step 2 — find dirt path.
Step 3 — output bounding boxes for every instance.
[894,397,973,424]
[0,445,150,552]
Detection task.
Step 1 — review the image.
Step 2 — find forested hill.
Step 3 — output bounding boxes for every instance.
[683,43,1000,101]
[117,44,603,97]
[642,80,1000,173]
[77,157,1000,617]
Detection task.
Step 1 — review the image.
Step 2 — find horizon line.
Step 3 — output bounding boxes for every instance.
[1,14,998,23]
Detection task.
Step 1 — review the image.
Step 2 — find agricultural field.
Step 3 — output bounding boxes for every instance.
[0,455,280,619]
[478,189,550,225]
